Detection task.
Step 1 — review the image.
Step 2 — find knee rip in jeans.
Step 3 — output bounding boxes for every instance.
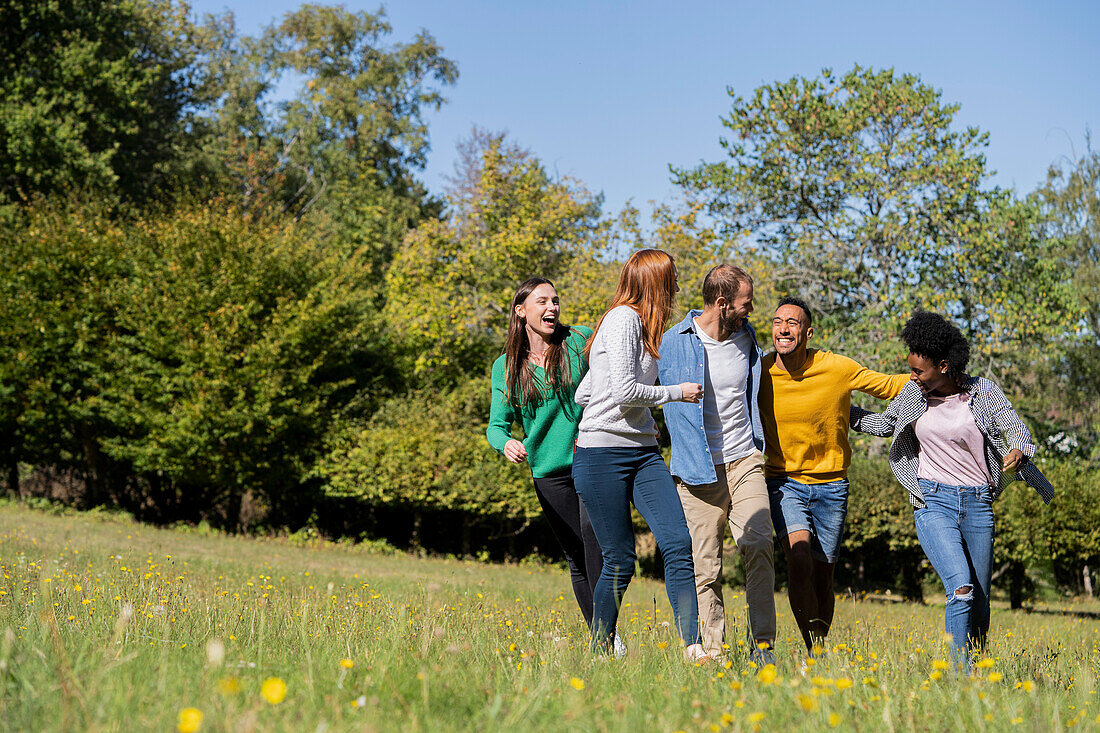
[947,585,973,603]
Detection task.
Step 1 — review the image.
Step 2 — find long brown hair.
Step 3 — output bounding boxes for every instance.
[586,249,677,359]
[504,277,576,408]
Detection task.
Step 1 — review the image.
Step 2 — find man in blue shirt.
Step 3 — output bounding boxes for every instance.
[659,265,775,665]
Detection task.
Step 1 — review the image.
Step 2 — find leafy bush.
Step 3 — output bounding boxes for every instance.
[0,202,382,527]
[317,378,538,521]
[842,454,926,598]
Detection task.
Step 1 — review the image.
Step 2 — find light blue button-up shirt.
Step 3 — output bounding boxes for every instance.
[658,310,765,486]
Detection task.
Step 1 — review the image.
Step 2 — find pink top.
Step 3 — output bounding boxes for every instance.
[914,391,992,488]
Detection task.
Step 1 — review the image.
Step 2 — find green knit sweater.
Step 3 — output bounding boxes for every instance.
[486,326,592,478]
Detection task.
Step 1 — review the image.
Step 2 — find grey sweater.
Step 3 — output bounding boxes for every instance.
[575,305,682,448]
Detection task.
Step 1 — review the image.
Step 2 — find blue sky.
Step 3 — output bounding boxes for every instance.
[188,0,1099,216]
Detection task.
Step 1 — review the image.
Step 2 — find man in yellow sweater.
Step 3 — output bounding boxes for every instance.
[760,296,908,656]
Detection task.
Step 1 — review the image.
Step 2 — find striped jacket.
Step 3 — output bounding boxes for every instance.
[850,377,1055,509]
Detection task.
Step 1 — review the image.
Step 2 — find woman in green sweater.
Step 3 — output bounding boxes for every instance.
[487,277,601,629]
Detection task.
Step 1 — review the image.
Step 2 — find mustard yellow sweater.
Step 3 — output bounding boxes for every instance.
[760,349,908,483]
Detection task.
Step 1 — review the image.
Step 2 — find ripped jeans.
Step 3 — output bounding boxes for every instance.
[913,479,994,670]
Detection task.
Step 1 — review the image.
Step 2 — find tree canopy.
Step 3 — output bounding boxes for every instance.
[672,66,1075,376]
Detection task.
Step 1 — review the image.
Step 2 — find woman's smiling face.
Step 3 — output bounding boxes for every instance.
[516,283,560,338]
[907,352,952,396]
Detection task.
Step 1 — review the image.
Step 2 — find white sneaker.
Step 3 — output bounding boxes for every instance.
[684,643,713,663]
[612,631,626,658]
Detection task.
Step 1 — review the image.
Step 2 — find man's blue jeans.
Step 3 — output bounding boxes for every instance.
[913,479,994,670]
[572,446,700,652]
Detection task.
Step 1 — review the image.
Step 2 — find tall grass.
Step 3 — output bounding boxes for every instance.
[1,500,1099,731]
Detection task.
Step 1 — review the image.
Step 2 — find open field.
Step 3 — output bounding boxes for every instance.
[2,501,1100,731]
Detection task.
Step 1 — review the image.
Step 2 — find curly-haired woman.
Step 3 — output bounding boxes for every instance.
[851,311,1054,671]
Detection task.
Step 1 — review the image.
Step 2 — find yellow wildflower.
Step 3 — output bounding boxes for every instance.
[217,677,242,696]
[340,658,354,669]
[797,694,818,712]
[988,672,1004,683]
[835,678,853,691]
[177,707,203,733]
[829,713,842,727]
[570,677,585,691]
[757,665,777,685]
[260,677,287,705]
[975,658,995,669]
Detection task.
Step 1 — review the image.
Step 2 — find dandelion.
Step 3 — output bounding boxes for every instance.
[260,677,287,704]
[975,658,995,669]
[988,672,1004,683]
[797,694,818,712]
[176,707,202,733]
[757,665,777,685]
[829,713,842,727]
[217,677,242,696]
[835,678,853,691]
[1016,680,1035,693]
[570,677,585,691]
[930,670,943,681]
[932,659,950,671]
[748,711,765,723]
[340,658,354,669]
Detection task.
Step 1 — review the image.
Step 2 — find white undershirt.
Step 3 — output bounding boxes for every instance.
[694,318,756,464]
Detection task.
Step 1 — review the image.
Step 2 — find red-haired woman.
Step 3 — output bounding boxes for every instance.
[487,278,603,632]
[572,249,708,660]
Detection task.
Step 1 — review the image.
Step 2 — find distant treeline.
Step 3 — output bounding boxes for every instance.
[2,2,1098,603]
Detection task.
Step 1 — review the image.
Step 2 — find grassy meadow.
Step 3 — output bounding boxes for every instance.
[2,500,1100,732]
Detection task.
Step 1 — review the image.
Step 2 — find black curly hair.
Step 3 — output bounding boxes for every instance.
[901,311,970,385]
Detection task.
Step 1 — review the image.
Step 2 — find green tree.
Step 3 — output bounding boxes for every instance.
[672,66,1072,374]
[1035,137,1100,444]
[384,131,599,382]
[0,0,201,204]
[179,4,458,281]
[0,201,383,527]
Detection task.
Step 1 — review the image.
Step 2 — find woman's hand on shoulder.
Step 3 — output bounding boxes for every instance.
[503,439,528,464]
[679,382,703,403]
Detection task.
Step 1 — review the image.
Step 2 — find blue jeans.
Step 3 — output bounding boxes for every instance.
[766,476,849,563]
[572,446,700,651]
[913,479,995,670]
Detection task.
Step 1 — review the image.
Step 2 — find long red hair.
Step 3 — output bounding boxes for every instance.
[586,249,677,359]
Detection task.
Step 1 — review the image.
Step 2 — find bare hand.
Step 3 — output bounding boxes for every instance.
[503,439,528,464]
[679,382,704,403]
[1002,448,1027,472]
